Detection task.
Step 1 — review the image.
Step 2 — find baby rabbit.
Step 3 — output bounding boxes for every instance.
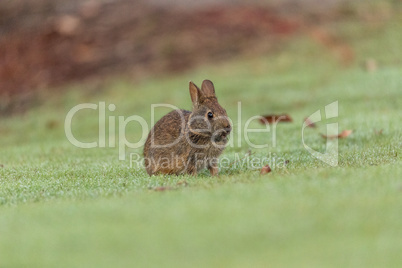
[143,80,231,176]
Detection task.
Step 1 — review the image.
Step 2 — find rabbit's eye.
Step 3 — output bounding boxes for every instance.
[207,112,214,119]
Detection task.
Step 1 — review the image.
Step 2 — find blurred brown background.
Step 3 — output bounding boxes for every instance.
[0,0,395,113]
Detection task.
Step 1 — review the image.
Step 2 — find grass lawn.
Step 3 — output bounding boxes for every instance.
[0,16,401,267]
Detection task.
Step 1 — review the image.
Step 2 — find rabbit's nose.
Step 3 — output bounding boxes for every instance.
[224,126,232,134]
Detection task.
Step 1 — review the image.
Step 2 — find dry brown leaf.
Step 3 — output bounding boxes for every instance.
[260,114,293,124]
[176,180,188,186]
[46,120,59,129]
[338,130,353,138]
[304,117,316,128]
[374,129,383,135]
[321,130,353,139]
[260,165,272,175]
[153,186,174,192]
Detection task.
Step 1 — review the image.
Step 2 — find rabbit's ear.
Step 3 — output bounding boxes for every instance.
[201,80,215,97]
[189,81,201,107]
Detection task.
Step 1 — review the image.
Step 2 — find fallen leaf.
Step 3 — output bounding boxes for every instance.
[304,117,316,128]
[46,120,59,129]
[374,129,383,135]
[153,186,174,192]
[260,165,272,175]
[176,180,188,186]
[338,130,353,138]
[260,114,293,124]
[321,130,353,139]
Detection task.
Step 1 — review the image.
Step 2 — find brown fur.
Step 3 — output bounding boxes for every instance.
[143,80,231,176]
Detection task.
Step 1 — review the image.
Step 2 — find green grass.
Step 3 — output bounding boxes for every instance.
[0,16,401,267]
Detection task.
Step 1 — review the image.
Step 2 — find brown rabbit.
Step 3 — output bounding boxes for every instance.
[143,80,231,176]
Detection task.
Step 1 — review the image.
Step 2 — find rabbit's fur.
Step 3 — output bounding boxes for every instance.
[143,80,231,176]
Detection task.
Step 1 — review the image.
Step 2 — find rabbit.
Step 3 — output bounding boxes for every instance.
[143,80,231,176]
